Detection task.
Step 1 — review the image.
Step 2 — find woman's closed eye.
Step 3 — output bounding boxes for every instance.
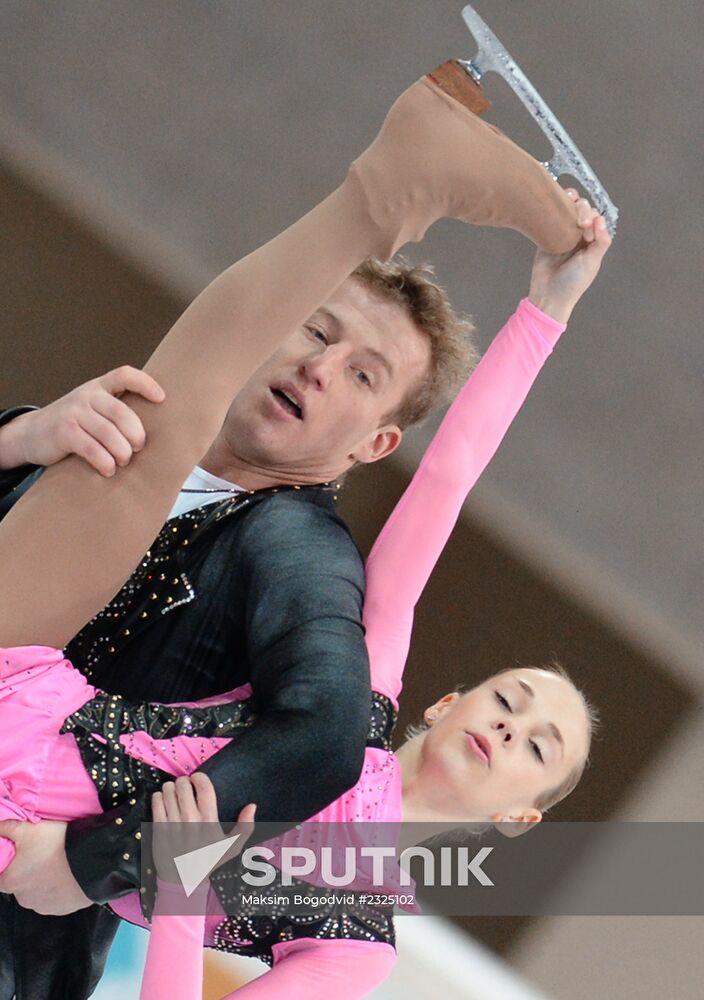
[529,739,544,763]
[494,691,512,712]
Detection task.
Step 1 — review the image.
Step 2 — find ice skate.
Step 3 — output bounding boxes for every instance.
[351,7,618,257]
[351,65,582,257]
[459,3,618,234]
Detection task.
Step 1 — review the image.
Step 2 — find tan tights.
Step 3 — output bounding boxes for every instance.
[0,68,579,648]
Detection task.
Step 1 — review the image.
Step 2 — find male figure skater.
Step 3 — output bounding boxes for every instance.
[0,259,476,998]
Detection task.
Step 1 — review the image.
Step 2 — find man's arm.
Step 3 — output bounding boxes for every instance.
[204,495,371,819]
[0,367,165,477]
[0,406,41,497]
[65,494,371,903]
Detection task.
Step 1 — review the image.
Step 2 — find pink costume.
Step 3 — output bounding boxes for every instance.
[0,299,565,998]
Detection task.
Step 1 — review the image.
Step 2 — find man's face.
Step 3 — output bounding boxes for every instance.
[421,669,590,823]
[216,278,432,483]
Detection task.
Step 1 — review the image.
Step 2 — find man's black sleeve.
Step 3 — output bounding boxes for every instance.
[0,406,42,505]
[65,493,372,902]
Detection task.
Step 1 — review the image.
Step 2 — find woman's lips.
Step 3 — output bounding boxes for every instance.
[466,732,491,766]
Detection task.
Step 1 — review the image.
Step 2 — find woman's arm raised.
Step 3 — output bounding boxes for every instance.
[365,202,611,704]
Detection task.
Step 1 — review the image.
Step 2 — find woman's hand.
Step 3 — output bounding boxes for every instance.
[151,773,256,888]
[528,189,613,324]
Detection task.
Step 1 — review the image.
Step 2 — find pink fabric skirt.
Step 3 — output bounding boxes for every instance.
[0,646,102,824]
[0,644,246,882]
[0,646,102,871]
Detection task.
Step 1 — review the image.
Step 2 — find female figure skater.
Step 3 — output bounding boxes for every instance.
[0,66,594,994]
[128,203,610,998]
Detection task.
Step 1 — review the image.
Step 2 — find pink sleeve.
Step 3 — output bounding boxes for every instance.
[138,882,207,1000]
[138,895,395,1000]
[228,939,396,999]
[363,298,566,704]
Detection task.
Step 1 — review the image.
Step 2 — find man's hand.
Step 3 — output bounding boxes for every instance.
[528,189,613,324]
[0,819,93,915]
[0,366,165,475]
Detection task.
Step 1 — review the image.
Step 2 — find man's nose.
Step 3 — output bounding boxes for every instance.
[299,346,343,390]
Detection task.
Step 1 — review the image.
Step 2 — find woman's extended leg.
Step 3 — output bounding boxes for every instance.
[0,179,386,648]
[0,69,579,649]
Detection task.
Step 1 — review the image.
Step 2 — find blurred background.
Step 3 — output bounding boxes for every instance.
[0,1,702,997]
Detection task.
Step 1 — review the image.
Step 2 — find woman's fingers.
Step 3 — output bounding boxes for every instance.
[173,776,202,822]
[574,197,595,238]
[219,803,257,864]
[562,189,606,245]
[152,790,166,822]
[237,803,257,825]
[190,772,219,823]
[160,780,180,822]
[155,775,219,823]
[588,216,613,259]
[156,774,256,829]
[92,393,151,456]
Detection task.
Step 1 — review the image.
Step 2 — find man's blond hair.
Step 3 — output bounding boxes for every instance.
[351,257,477,429]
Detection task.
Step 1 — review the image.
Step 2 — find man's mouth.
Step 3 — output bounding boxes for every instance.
[270,385,303,420]
[465,732,492,766]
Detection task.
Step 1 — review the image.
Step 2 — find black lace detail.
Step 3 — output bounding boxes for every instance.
[211,865,395,965]
[366,692,397,751]
[68,482,339,679]
[68,502,237,679]
[61,688,394,816]
[60,691,257,810]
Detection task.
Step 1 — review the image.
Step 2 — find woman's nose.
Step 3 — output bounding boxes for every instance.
[494,720,513,743]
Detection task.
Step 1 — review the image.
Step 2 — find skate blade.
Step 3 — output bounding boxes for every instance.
[459,4,618,236]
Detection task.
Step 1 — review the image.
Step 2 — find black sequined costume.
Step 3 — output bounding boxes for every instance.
[61,657,398,958]
[0,449,373,1000]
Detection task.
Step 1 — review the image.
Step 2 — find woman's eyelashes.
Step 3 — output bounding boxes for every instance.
[495,689,545,763]
[494,690,512,712]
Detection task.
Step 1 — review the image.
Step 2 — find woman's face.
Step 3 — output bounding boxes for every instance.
[419,668,590,825]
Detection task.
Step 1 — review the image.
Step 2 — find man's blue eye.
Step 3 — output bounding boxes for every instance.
[495,691,512,712]
[355,370,371,386]
[308,327,327,343]
[530,740,544,763]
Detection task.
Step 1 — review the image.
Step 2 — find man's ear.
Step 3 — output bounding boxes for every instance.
[491,810,542,839]
[351,425,402,465]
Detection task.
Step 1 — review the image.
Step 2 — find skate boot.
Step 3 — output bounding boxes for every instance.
[350,59,582,258]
